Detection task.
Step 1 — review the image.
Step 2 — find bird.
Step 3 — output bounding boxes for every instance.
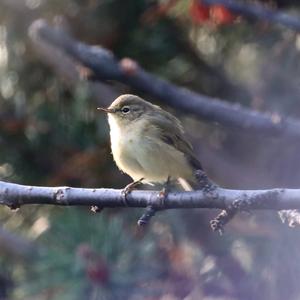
[98,94,203,192]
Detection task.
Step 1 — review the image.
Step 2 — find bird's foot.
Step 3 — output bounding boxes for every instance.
[158,176,171,207]
[122,178,144,196]
[121,178,144,206]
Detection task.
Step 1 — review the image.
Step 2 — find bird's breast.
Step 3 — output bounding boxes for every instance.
[109,117,144,157]
[108,116,194,183]
[108,116,147,180]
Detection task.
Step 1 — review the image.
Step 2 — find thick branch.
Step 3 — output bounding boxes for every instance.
[29,20,300,139]
[202,0,300,31]
[1,180,300,211]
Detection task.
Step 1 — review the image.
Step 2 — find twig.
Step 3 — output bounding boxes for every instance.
[137,206,158,226]
[209,194,252,233]
[202,0,300,32]
[210,207,237,234]
[28,19,300,139]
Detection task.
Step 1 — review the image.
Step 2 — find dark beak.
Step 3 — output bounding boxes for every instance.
[97,107,115,113]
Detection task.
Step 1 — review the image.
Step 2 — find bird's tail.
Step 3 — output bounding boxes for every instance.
[178,177,194,191]
[178,170,215,191]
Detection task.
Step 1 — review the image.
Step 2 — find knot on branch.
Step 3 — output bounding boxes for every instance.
[195,170,217,193]
[91,206,103,213]
[53,188,70,204]
[278,210,300,227]
[7,203,20,211]
[0,187,20,210]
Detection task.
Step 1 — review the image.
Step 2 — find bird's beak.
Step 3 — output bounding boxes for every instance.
[97,107,115,113]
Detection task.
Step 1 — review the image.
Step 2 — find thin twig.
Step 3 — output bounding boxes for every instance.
[137,206,158,226]
[210,207,237,234]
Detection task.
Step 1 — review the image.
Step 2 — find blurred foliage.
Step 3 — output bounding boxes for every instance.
[1,0,300,299]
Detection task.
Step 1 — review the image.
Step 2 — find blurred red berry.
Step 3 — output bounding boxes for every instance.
[86,261,109,284]
[77,243,110,285]
[210,4,237,25]
[190,0,210,24]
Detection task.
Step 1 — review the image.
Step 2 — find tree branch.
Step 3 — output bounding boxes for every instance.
[29,18,118,107]
[29,19,300,139]
[202,0,300,31]
[1,180,300,211]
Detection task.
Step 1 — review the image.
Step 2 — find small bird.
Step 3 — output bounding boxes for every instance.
[98,94,203,192]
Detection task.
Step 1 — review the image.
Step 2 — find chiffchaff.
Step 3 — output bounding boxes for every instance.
[98,94,203,191]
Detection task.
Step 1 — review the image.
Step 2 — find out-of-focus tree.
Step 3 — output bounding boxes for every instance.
[1,0,300,299]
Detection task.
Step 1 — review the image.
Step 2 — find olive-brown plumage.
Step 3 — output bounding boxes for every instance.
[98,94,202,190]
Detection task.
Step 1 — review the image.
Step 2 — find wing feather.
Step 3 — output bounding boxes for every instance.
[146,108,203,171]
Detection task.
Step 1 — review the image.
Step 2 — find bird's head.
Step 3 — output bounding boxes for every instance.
[98,94,155,126]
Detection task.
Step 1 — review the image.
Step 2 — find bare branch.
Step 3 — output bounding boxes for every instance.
[29,18,118,107]
[29,19,300,139]
[202,0,300,31]
[1,180,300,211]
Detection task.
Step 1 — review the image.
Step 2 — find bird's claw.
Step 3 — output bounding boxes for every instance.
[158,176,171,207]
[121,178,144,205]
[158,187,167,206]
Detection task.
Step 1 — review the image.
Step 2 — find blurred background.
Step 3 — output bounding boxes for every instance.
[1,0,300,299]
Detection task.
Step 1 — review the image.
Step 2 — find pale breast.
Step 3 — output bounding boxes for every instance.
[108,116,146,180]
[108,115,194,183]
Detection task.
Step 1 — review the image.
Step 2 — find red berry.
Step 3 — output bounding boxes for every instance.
[87,262,109,284]
[190,0,210,24]
[210,4,236,25]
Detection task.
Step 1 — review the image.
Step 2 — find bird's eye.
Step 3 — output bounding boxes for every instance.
[121,106,130,114]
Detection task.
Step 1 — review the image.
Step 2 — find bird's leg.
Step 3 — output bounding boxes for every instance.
[122,178,144,195]
[92,178,144,212]
[121,178,144,206]
[158,176,171,206]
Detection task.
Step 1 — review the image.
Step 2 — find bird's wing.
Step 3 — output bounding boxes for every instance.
[147,109,203,171]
